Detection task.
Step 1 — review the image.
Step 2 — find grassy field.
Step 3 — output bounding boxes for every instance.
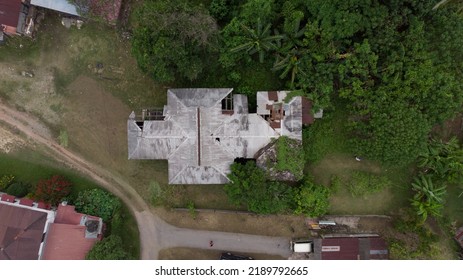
[0,152,140,259]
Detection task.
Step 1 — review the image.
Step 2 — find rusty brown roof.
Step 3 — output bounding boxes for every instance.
[0,203,47,260]
[41,224,98,260]
[0,0,22,28]
[301,97,314,125]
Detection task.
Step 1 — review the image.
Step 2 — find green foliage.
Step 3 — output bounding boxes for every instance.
[86,235,129,260]
[303,108,350,163]
[208,0,228,21]
[33,175,72,206]
[224,162,294,214]
[329,175,341,194]
[74,188,121,222]
[187,200,197,219]
[275,136,304,180]
[410,175,447,223]
[230,19,283,63]
[131,0,218,82]
[58,130,69,147]
[149,181,163,206]
[418,137,463,183]
[6,182,31,197]
[348,171,391,197]
[0,174,15,191]
[294,177,330,217]
[350,101,431,166]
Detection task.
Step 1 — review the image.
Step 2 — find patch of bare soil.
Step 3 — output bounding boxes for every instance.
[0,62,62,125]
[431,113,463,142]
[159,247,284,260]
[156,208,311,239]
[0,125,26,153]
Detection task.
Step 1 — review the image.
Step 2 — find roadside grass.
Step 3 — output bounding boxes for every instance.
[159,247,284,260]
[0,151,140,259]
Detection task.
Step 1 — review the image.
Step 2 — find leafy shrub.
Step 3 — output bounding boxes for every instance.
[0,174,15,191]
[74,188,121,222]
[86,235,129,260]
[348,171,390,197]
[294,177,330,217]
[6,182,31,197]
[329,175,342,194]
[33,175,72,205]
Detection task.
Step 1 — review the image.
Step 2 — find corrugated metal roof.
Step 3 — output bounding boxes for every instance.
[316,237,388,260]
[0,0,22,28]
[128,88,281,184]
[30,0,79,16]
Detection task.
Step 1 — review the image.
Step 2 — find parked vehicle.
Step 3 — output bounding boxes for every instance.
[290,239,313,253]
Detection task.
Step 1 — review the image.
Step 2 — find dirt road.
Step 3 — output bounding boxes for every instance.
[0,101,292,259]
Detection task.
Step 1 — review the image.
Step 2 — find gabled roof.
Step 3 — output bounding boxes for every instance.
[0,203,47,260]
[128,88,280,184]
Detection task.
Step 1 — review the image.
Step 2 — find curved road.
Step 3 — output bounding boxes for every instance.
[0,102,292,259]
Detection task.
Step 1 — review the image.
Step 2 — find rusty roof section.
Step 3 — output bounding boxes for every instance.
[314,236,388,260]
[0,203,47,260]
[0,0,22,28]
[40,224,98,260]
[41,204,102,260]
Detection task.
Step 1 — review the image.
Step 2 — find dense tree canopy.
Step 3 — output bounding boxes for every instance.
[131,0,219,82]
[86,235,129,260]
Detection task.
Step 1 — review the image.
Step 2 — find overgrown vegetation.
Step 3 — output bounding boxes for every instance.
[348,171,391,198]
[225,162,330,217]
[274,136,304,180]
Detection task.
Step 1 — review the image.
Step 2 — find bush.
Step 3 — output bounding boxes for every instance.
[294,177,330,217]
[74,188,121,222]
[0,174,15,191]
[86,235,129,260]
[348,171,390,197]
[33,175,72,205]
[275,136,304,180]
[6,182,31,197]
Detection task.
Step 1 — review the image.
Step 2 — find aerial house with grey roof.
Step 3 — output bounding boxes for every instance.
[127,88,318,184]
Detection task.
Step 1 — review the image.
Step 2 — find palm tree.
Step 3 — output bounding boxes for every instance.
[230,19,283,63]
[272,16,307,87]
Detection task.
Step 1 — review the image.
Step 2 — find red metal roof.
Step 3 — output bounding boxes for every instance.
[41,224,98,260]
[301,97,314,125]
[19,198,34,207]
[319,236,388,260]
[0,203,47,260]
[1,194,15,203]
[0,0,22,28]
[321,237,360,260]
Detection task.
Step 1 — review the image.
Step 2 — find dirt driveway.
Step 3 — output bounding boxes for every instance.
[0,101,294,259]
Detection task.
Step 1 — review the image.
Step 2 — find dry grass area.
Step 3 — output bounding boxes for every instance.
[159,247,284,260]
[156,208,311,238]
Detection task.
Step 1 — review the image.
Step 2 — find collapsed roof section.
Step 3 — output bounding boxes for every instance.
[128,88,314,184]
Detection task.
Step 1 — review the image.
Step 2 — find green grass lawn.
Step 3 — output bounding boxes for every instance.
[0,151,140,259]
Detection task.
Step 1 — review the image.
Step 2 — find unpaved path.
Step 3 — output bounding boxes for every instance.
[0,101,292,259]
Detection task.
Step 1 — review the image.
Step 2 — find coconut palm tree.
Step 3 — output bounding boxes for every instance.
[230,19,283,63]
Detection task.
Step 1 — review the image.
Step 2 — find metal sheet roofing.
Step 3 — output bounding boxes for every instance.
[128,88,307,184]
[0,0,22,28]
[30,0,79,16]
